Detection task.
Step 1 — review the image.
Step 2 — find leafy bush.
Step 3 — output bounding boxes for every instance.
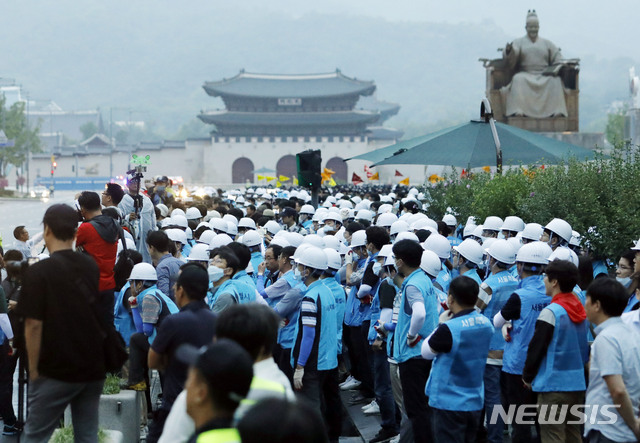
[102,373,121,396]
[422,144,640,261]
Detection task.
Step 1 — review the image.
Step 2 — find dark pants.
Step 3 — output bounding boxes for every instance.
[128,332,150,385]
[432,408,482,443]
[585,430,633,443]
[98,289,115,326]
[0,342,17,426]
[345,324,374,397]
[296,367,343,442]
[502,371,539,443]
[399,357,432,443]
[484,364,505,443]
[277,345,293,383]
[146,408,170,443]
[372,348,400,432]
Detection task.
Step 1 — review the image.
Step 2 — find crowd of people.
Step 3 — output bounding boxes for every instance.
[0,173,639,443]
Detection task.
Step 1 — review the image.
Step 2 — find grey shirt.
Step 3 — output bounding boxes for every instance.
[585,317,640,441]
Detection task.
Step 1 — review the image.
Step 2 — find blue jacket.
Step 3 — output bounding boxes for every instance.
[426,311,494,411]
[114,281,136,346]
[343,257,368,327]
[322,277,346,354]
[481,271,519,352]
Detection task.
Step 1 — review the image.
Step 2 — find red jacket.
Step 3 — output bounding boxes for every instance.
[76,215,119,292]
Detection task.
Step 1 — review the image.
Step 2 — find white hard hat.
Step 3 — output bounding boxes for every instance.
[207,210,221,219]
[324,248,342,270]
[304,234,325,248]
[186,207,202,220]
[264,220,281,236]
[187,243,211,262]
[378,204,394,215]
[241,230,262,247]
[485,239,516,265]
[410,219,431,232]
[300,204,315,215]
[422,233,451,260]
[516,241,553,265]
[226,222,238,237]
[379,244,394,258]
[210,233,233,249]
[463,224,477,238]
[472,225,485,239]
[507,237,523,254]
[269,236,290,248]
[323,235,340,252]
[384,253,396,267]
[501,216,525,233]
[390,220,410,236]
[339,200,354,210]
[482,237,497,252]
[350,230,368,248]
[171,208,186,218]
[396,232,419,243]
[209,218,228,233]
[356,209,374,222]
[482,216,504,232]
[166,228,188,245]
[548,247,579,267]
[223,214,239,226]
[292,243,312,261]
[296,247,328,271]
[632,237,640,251]
[238,217,257,230]
[545,218,573,243]
[569,230,581,247]
[453,239,484,265]
[171,214,188,229]
[442,214,457,227]
[156,204,169,218]
[197,230,216,245]
[521,223,544,242]
[376,213,397,228]
[128,263,158,281]
[323,212,342,224]
[420,250,443,278]
[285,232,305,248]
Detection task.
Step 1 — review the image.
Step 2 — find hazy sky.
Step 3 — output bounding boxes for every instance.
[244,0,639,59]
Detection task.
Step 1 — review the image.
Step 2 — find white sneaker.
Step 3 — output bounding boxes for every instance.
[363,401,380,415]
[339,375,354,388]
[389,435,400,443]
[340,377,362,391]
[361,400,377,411]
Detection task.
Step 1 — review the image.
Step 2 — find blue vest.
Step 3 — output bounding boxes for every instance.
[136,285,179,343]
[393,269,438,363]
[323,278,346,354]
[509,264,519,280]
[624,293,639,313]
[367,281,383,344]
[343,257,368,327]
[277,282,306,349]
[426,311,494,411]
[231,272,257,304]
[431,279,448,315]
[114,281,136,346]
[481,271,520,352]
[436,264,451,294]
[250,251,264,281]
[463,268,482,285]
[292,280,338,371]
[448,236,462,262]
[182,242,192,258]
[532,303,588,392]
[502,275,550,375]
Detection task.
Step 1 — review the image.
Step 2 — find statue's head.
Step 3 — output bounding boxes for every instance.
[525,9,539,41]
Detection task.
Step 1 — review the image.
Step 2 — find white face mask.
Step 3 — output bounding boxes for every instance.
[294,267,302,281]
[208,266,224,283]
[323,225,334,233]
[372,262,382,276]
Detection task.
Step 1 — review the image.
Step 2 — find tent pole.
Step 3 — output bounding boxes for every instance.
[481,98,502,174]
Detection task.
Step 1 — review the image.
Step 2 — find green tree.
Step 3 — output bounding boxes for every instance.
[0,95,43,177]
[79,121,99,140]
[605,108,626,145]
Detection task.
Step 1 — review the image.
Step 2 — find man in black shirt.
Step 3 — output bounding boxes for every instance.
[147,263,217,443]
[18,204,106,443]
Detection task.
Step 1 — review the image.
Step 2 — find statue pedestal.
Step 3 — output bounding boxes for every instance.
[539,132,604,150]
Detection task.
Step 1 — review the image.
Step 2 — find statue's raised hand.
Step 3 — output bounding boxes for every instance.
[505,42,513,55]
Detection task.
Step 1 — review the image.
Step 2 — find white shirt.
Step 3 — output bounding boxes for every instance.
[621,309,640,335]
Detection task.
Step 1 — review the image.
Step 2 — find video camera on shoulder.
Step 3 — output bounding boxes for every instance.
[5,258,40,280]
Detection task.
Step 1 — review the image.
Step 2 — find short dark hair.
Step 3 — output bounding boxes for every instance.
[449,276,479,306]
[238,398,328,443]
[437,221,451,237]
[227,242,251,271]
[78,191,101,212]
[392,239,423,268]
[346,222,365,235]
[228,208,244,222]
[216,304,279,361]
[280,246,296,261]
[102,207,121,221]
[586,277,628,317]
[13,226,25,240]
[105,183,125,205]
[415,229,432,242]
[365,226,390,250]
[267,244,283,260]
[3,249,23,262]
[212,246,241,273]
[194,225,211,240]
[545,259,579,293]
[177,262,209,301]
[42,204,78,241]
[146,230,171,253]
